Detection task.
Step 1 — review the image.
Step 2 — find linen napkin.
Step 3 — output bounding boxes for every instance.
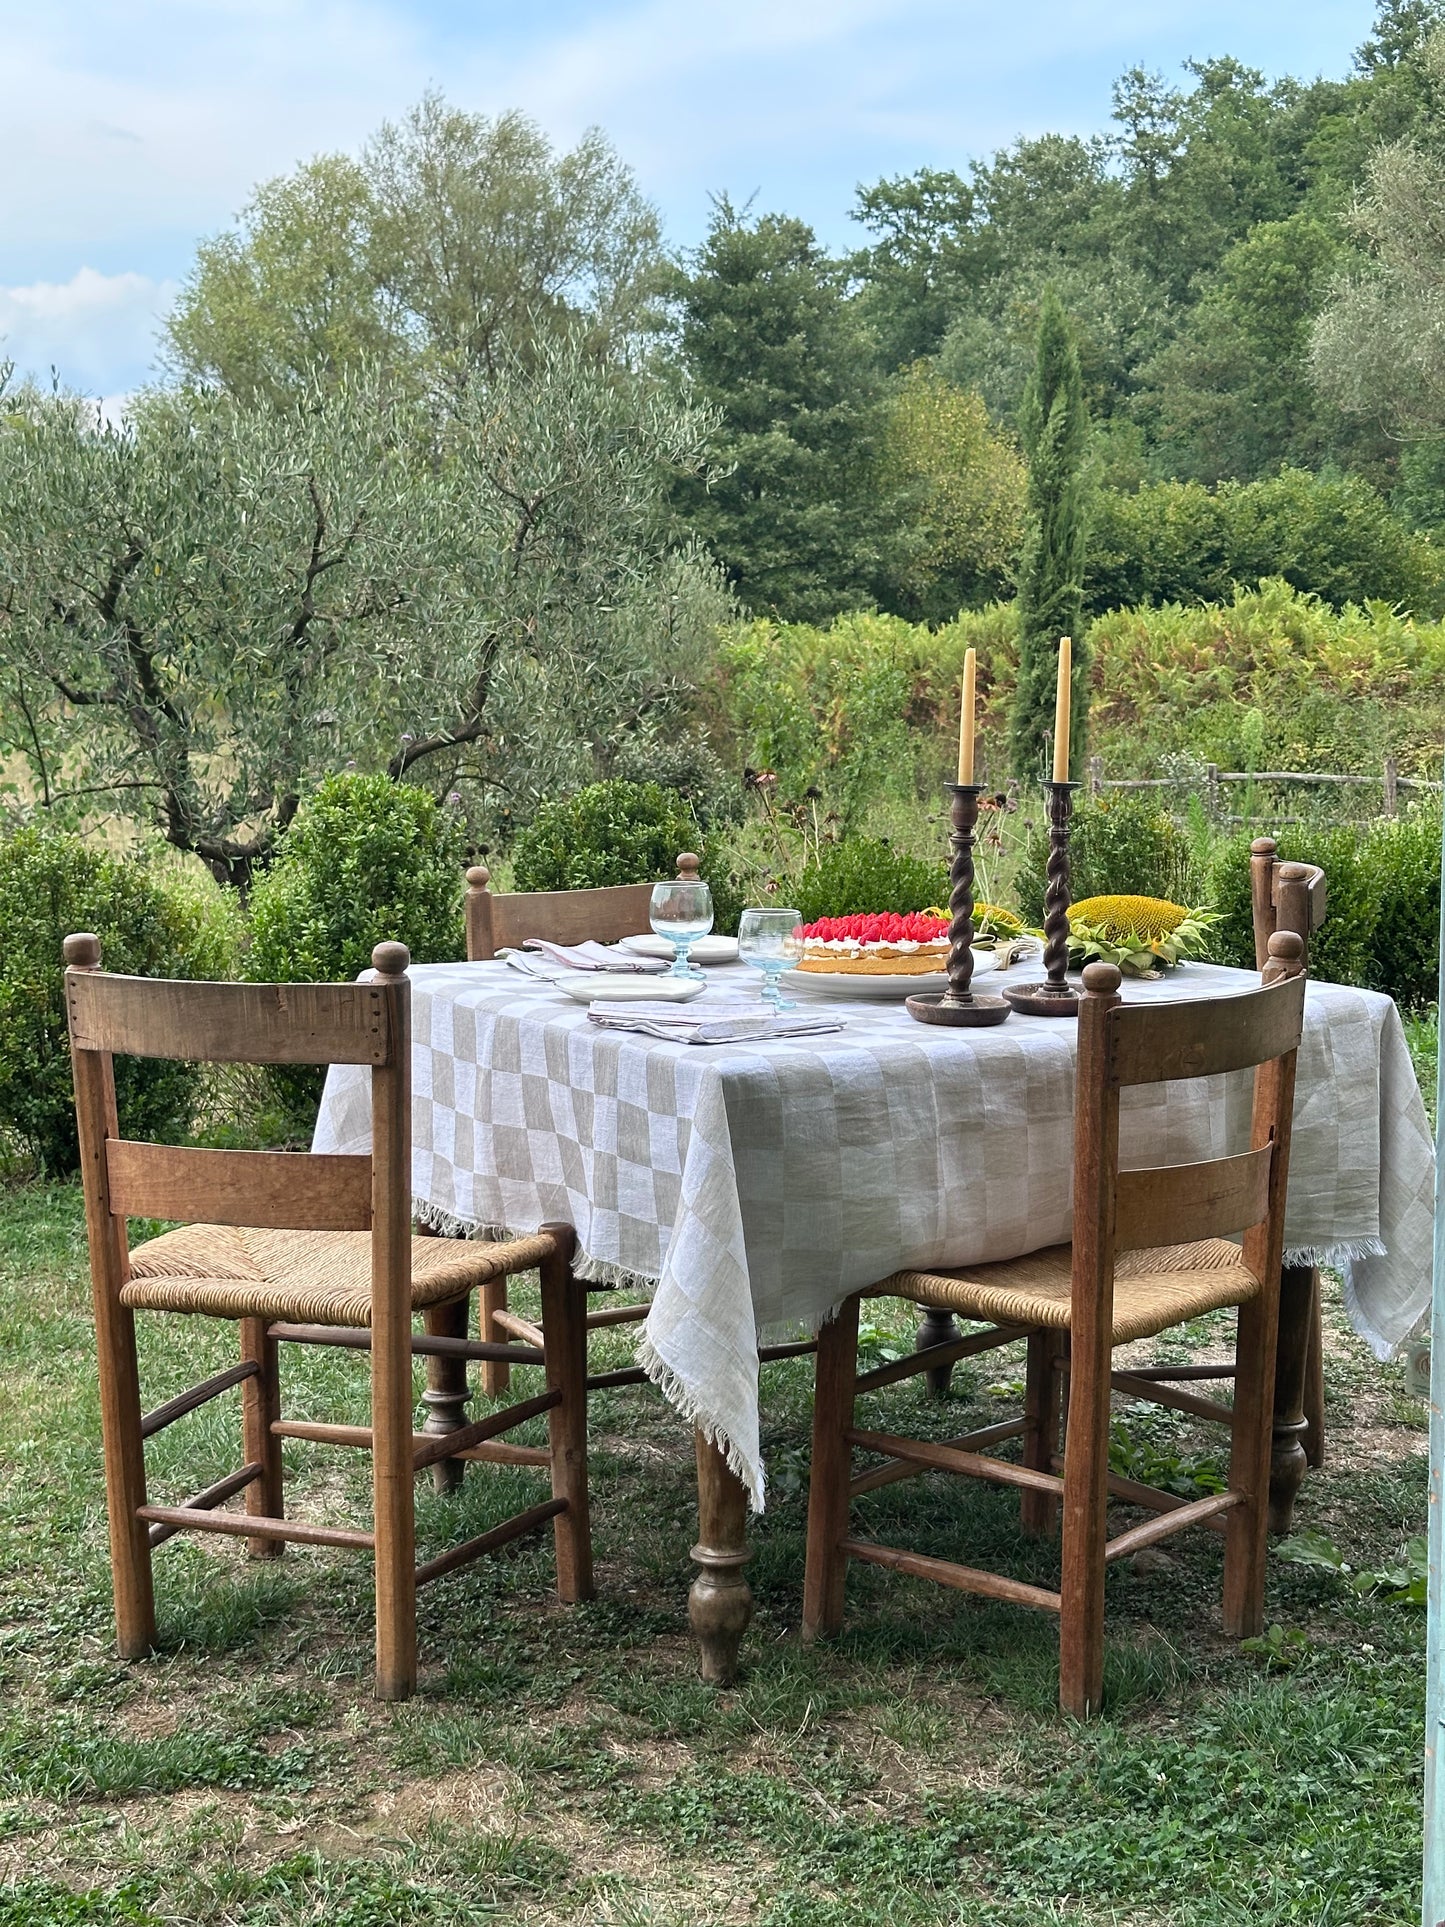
[522,938,667,973]
[586,999,845,1045]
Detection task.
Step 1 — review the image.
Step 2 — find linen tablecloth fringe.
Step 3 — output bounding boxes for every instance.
[411,1196,654,1294]
[637,1334,763,1499]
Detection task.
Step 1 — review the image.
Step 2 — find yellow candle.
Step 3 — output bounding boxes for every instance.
[956,648,977,785]
[1052,636,1072,783]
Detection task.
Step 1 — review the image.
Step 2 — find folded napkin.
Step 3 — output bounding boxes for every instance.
[586,999,845,1046]
[522,938,667,973]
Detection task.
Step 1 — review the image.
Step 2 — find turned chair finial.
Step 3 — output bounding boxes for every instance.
[63,932,102,969]
[676,852,701,880]
[466,865,491,891]
[1251,835,1278,858]
[1080,960,1122,998]
[371,941,411,979]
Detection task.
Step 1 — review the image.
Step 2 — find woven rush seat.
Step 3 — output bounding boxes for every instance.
[121,1224,558,1326]
[878,1238,1260,1347]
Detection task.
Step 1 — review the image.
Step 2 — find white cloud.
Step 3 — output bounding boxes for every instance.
[0,269,178,396]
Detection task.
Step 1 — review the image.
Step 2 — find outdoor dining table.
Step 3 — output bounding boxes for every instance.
[313,956,1435,1682]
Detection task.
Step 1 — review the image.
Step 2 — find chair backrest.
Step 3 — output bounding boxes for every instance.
[464,854,697,962]
[1070,931,1307,1333]
[1249,836,1326,972]
[63,934,413,1308]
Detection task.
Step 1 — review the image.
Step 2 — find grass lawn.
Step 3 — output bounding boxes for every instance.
[0,1151,1430,1927]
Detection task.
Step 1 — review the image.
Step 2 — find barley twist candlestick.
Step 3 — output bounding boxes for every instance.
[906,784,1010,1028]
[1003,780,1081,1018]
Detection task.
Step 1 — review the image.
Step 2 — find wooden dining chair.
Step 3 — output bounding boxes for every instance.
[65,933,592,1702]
[802,932,1306,1717]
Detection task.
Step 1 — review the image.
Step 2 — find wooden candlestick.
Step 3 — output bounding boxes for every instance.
[1003,781,1080,1017]
[906,785,1010,1029]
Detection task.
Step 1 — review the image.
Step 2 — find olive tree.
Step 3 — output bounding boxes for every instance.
[0,342,727,889]
[165,94,664,400]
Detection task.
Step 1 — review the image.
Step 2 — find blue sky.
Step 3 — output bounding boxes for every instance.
[0,0,1376,400]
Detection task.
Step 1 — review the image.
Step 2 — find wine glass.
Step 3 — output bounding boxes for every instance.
[649,875,714,979]
[738,907,802,1011]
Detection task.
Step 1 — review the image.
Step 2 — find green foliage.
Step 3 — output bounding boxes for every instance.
[881,363,1027,620]
[165,95,664,398]
[667,199,904,623]
[1276,1526,1429,1604]
[1010,289,1091,779]
[0,825,237,1174]
[792,838,947,926]
[511,780,703,895]
[1088,469,1445,617]
[1108,1419,1226,1500]
[715,607,1019,827]
[1205,806,1442,1005]
[245,774,465,1131]
[0,340,727,885]
[1018,795,1201,926]
[608,731,743,832]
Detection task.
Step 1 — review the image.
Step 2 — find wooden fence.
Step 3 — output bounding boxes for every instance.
[1086,754,1442,821]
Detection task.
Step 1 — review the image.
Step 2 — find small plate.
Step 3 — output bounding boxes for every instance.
[783,949,1001,1002]
[557,973,707,1005]
[618,934,740,965]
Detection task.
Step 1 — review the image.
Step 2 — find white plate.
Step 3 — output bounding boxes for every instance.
[782,949,1001,1001]
[556,972,707,1005]
[618,933,740,965]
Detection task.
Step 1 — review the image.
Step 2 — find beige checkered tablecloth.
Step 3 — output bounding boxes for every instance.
[313,960,1435,1508]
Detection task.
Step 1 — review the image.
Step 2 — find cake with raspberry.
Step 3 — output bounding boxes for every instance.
[793,912,951,975]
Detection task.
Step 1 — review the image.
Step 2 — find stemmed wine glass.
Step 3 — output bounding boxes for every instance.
[649,874,714,979]
[738,907,802,1011]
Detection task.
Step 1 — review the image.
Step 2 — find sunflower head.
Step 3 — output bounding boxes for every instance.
[1068,895,1190,943]
[924,901,1024,938]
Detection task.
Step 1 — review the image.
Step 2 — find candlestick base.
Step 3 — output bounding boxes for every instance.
[1002,979,1080,1017]
[906,990,1011,1027]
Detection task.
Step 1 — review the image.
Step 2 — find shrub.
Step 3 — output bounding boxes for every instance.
[609,731,744,831]
[1087,470,1445,619]
[1203,824,1380,989]
[512,780,704,894]
[245,774,466,1132]
[0,826,237,1174]
[1017,794,1202,927]
[1367,803,1442,1010]
[512,778,747,936]
[793,838,948,926]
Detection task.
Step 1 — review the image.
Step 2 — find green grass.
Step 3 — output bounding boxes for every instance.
[0,1178,1429,1925]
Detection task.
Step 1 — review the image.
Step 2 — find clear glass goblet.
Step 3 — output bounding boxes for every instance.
[738,907,802,1011]
[649,877,714,979]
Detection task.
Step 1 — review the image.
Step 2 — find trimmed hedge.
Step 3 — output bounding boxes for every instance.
[244,773,466,1132]
[1018,794,1203,928]
[0,826,237,1173]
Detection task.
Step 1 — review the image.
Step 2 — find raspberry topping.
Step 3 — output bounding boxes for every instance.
[794,912,950,944]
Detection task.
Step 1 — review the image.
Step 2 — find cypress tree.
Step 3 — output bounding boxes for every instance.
[1010,287,1091,779]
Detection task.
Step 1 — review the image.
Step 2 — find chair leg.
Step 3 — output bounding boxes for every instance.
[1021,1328,1062,1537]
[421,1298,471,1495]
[802,1295,860,1641]
[538,1227,593,1604]
[371,1311,417,1702]
[96,1301,157,1659]
[1302,1273,1326,1470]
[1058,1333,1110,1719]
[240,1317,283,1558]
[1224,1291,1278,1638]
[479,1277,511,1397]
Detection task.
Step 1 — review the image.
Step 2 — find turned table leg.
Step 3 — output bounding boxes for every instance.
[689,1430,753,1685]
[915,1307,960,1397]
[421,1298,471,1495]
[1268,1261,1315,1535]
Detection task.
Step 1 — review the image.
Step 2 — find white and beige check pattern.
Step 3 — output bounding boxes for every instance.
[314,961,1435,1508]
